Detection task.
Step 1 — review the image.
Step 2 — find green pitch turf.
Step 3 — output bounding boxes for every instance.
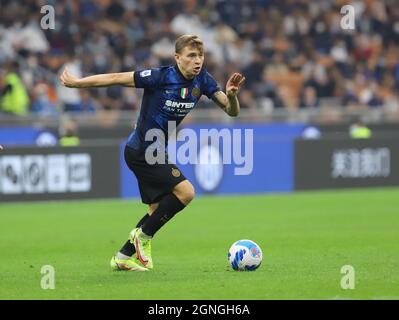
[0,188,398,300]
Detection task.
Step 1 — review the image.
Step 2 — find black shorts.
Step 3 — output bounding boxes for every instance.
[124,145,186,204]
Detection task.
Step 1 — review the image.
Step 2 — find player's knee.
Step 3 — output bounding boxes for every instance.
[184,183,195,203]
[174,181,195,205]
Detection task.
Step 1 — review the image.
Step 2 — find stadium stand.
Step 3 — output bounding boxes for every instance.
[0,0,399,124]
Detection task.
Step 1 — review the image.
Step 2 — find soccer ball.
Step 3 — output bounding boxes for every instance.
[228,239,262,271]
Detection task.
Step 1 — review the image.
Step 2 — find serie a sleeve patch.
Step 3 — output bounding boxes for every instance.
[140,70,152,77]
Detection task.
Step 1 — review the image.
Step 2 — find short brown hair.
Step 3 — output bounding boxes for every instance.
[175,35,203,54]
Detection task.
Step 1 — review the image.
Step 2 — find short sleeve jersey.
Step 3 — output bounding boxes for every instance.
[126,65,220,151]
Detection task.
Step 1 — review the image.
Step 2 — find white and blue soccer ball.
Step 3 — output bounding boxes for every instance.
[228,239,263,271]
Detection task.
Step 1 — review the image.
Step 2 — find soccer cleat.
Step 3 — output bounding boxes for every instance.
[129,228,153,269]
[110,255,149,272]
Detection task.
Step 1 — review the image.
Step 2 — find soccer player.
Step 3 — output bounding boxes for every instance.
[60,35,245,271]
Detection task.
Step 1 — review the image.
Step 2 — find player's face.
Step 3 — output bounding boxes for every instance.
[175,46,204,79]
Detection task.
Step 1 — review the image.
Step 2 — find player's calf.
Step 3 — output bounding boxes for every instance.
[141,192,186,238]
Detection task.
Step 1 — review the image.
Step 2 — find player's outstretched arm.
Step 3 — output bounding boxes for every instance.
[211,73,245,117]
[60,68,135,88]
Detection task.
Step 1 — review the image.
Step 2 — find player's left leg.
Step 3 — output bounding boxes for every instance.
[110,255,149,272]
[111,206,157,271]
[116,203,158,259]
[132,180,195,268]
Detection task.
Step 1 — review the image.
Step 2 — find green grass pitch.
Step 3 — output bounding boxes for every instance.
[0,188,398,300]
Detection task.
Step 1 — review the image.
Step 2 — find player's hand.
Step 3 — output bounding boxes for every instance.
[60,68,80,88]
[226,73,245,98]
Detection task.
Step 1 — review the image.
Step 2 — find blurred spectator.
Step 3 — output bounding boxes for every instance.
[30,83,58,116]
[0,9,49,59]
[78,90,97,113]
[0,62,30,115]
[237,89,257,110]
[59,119,80,146]
[359,81,385,108]
[300,86,320,108]
[349,118,372,139]
[57,53,82,112]
[342,81,360,108]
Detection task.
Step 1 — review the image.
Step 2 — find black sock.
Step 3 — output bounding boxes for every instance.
[119,213,150,256]
[141,193,186,237]
[136,213,150,228]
